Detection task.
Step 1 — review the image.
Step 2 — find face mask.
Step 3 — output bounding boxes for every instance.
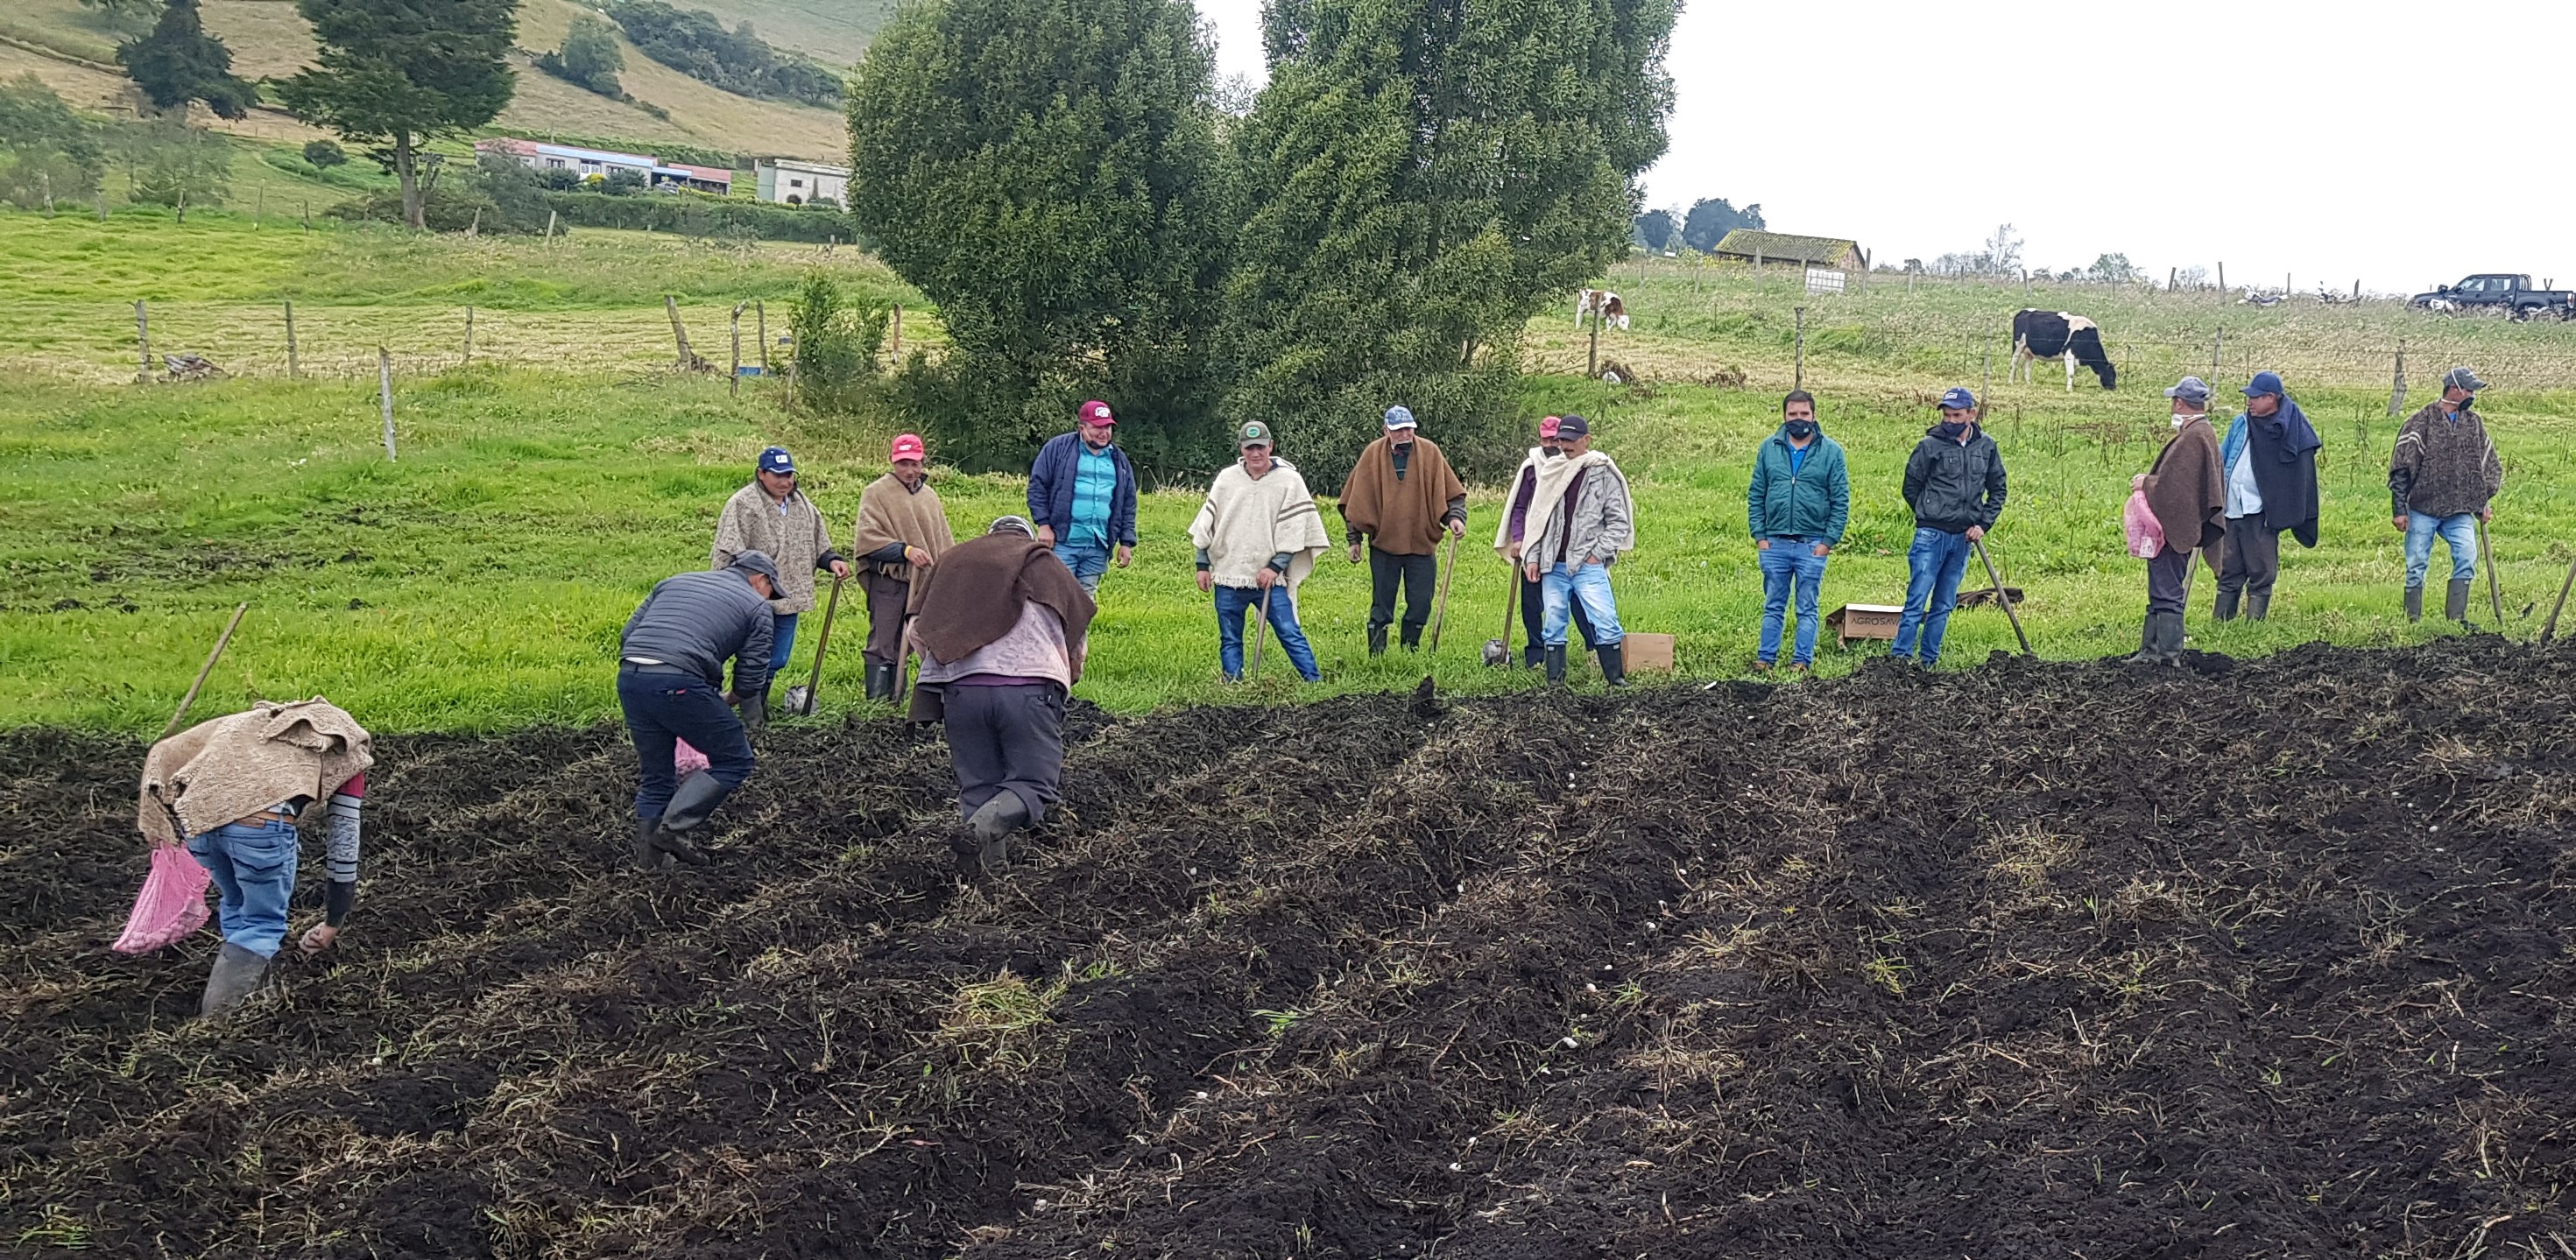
[1541,443,1559,454]
[1783,419,1817,440]
[2457,394,2476,412]
[2171,415,2189,430]
[1934,420,1968,441]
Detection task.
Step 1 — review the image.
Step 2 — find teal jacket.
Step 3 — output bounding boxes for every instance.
[1747,426,1851,544]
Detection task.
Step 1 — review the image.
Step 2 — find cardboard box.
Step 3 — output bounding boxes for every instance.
[1620,631,1675,672]
[1827,603,1903,646]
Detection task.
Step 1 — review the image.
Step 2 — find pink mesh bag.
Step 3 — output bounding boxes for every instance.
[113,843,211,955]
[674,739,710,778]
[2123,489,2165,560]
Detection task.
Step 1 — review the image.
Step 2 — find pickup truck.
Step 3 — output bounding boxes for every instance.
[2408,273,2576,320]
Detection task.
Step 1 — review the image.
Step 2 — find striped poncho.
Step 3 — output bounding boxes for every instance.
[1189,459,1331,593]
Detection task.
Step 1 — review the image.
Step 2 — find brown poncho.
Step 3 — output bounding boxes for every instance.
[904,535,1097,722]
[2142,413,2226,560]
[851,473,955,581]
[1337,435,1467,557]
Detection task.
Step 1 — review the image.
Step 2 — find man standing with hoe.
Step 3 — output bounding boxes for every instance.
[1520,414,1635,687]
[2129,377,2227,665]
[1338,405,1466,655]
[619,552,780,869]
[1892,388,2008,669]
[852,433,955,700]
[1497,416,1596,667]
[1191,421,1330,683]
[2389,366,2503,625]
[907,517,1095,873]
[1746,389,1849,675]
[1027,400,1138,597]
[2215,370,2322,622]
[712,445,850,727]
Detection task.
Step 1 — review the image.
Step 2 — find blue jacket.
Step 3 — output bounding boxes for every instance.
[1027,432,1138,547]
[1746,426,1851,544]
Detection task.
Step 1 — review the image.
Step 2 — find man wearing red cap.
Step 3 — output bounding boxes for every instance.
[1494,415,1595,668]
[1027,399,1138,595]
[851,433,956,700]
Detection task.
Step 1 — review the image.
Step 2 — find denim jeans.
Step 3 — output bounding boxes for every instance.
[618,669,758,822]
[187,817,300,957]
[1214,583,1321,681]
[1756,539,1831,665]
[1053,539,1113,595]
[2403,511,2479,588]
[1540,560,1624,649]
[766,611,798,676]
[1892,527,1973,667]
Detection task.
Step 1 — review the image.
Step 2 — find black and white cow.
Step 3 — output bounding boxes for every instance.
[2009,308,2117,391]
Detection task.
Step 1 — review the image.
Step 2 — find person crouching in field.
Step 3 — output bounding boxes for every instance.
[2215,371,2321,622]
[1499,416,1598,667]
[2129,377,2227,665]
[907,517,1095,873]
[618,553,780,870]
[1520,414,1635,687]
[852,433,956,700]
[1337,405,1467,655]
[1191,422,1330,683]
[712,445,851,729]
[1746,389,1849,675]
[1893,388,2008,669]
[138,698,371,1018]
[2389,366,2502,625]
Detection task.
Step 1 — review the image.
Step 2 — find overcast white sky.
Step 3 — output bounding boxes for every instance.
[1200,0,2576,296]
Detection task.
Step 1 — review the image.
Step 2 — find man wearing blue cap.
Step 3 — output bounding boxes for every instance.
[1892,388,2008,668]
[2215,370,2322,621]
[713,446,851,726]
[1337,405,1467,655]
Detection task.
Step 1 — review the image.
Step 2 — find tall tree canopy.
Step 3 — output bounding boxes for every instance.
[1220,0,1677,477]
[1678,196,1761,251]
[845,0,1232,470]
[118,0,256,118]
[279,0,518,229]
[1633,207,1675,251]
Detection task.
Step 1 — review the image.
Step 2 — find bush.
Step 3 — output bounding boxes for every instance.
[302,138,346,167]
[536,15,625,96]
[604,0,842,107]
[538,189,855,243]
[785,271,886,413]
[0,75,104,209]
[326,186,504,233]
[117,118,229,208]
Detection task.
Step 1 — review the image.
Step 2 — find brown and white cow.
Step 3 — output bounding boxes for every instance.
[1575,288,1628,331]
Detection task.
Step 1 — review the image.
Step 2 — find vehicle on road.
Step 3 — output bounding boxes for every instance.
[2408,273,2575,320]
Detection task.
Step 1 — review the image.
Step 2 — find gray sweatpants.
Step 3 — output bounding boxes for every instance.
[942,682,1066,822]
[2216,517,2281,600]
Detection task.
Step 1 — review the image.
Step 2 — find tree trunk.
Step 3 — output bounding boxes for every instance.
[396,131,423,230]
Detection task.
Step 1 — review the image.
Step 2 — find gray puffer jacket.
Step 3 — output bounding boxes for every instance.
[1532,455,1636,567]
[621,567,776,693]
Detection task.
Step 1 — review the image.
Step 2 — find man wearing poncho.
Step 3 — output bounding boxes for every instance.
[1190,421,1331,682]
[851,433,956,700]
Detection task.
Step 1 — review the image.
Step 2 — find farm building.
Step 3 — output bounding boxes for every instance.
[474,138,734,194]
[1711,229,1868,272]
[755,158,851,208]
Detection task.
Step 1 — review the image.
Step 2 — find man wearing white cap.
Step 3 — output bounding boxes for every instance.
[2389,366,2502,624]
[1337,405,1466,654]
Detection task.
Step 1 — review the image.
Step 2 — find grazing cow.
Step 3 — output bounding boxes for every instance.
[1575,288,1629,331]
[2009,308,2117,391]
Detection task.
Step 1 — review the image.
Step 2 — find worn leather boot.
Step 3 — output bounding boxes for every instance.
[200,943,275,1019]
[2214,588,2240,622]
[1596,644,1628,688]
[2447,579,2473,624]
[1544,645,1567,685]
[2246,593,2270,621]
[2404,586,2424,623]
[1367,625,1387,656]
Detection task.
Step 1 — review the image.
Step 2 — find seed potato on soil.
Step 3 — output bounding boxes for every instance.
[3,640,2572,1258]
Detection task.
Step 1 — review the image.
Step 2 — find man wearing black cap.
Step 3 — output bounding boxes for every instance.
[1892,388,2008,668]
[1517,413,1634,686]
[2215,370,2322,622]
[2389,366,2502,624]
[712,445,850,727]
[617,553,778,870]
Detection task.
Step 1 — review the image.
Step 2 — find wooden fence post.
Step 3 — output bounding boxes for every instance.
[285,300,298,378]
[378,348,397,462]
[462,306,475,366]
[1793,305,1805,389]
[466,207,481,239]
[2217,261,2227,292]
[665,295,694,369]
[253,185,264,229]
[134,300,152,383]
[890,302,903,362]
[2211,328,2223,385]
[2389,339,2408,417]
[730,302,744,398]
[755,299,768,372]
[544,209,557,243]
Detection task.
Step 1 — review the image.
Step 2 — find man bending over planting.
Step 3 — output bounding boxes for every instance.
[1892,388,2008,669]
[907,516,1095,873]
[712,445,851,729]
[139,698,371,1018]
[1191,422,1331,682]
[618,552,780,870]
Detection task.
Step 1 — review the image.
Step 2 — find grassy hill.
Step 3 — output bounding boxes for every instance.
[662,0,892,66]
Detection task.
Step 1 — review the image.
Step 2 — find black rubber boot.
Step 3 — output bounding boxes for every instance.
[634,816,672,871]
[2152,611,2186,665]
[1367,625,1387,657]
[2214,588,2240,622]
[647,771,726,866]
[1544,645,1567,685]
[200,942,275,1019]
[2446,579,2473,624]
[863,659,892,701]
[1522,644,1543,670]
[1399,625,1421,652]
[2246,593,2270,622]
[737,685,767,732]
[967,792,1033,872]
[1596,644,1628,688]
[2127,616,2158,663]
[2405,586,2424,623]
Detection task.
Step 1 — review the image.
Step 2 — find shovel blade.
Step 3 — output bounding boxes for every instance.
[1482,637,1508,667]
[783,686,815,716]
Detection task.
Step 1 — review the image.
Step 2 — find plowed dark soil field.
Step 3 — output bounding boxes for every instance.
[4,640,2574,1258]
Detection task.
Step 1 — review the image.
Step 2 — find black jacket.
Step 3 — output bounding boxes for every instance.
[621,568,776,693]
[1902,424,2008,534]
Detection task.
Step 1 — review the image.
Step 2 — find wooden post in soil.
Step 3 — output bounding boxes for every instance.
[134,300,152,383]
[755,300,768,373]
[730,302,744,398]
[285,301,298,378]
[1586,306,1600,379]
[378,348,397,461]
[462,306,474,366]
[665,296,693,369]
[1793,306,1805,389]
[890,303,902,361]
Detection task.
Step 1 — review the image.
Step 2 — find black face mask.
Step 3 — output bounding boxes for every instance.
[1783,419,1817,440]
[1541,443,1559,454]
[2457,393,2476,412]
[1934,420,1968,441]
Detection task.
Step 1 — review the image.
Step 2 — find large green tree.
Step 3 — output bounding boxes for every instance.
[844,0,1232,470]
[117,0,257,119]
[1223,0,1676,477]
[278,0,518,229]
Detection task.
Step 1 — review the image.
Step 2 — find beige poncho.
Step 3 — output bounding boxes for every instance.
[712,483,837,616]
[138,699,373,847]
[1189,460,1330,592]
[852,473,956,581]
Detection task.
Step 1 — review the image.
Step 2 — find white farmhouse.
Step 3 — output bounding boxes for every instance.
[755,158,850,208]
